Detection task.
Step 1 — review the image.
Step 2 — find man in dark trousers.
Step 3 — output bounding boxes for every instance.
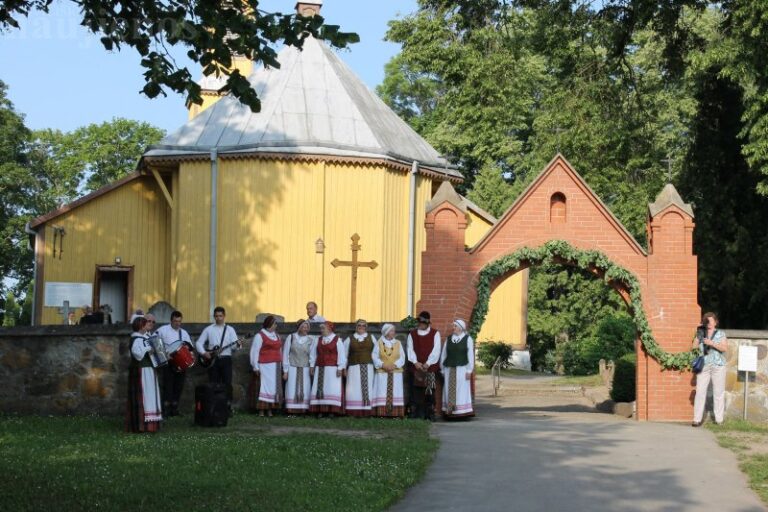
[196,306,241,414]
[156,310,194,416]
[406,311,442,420]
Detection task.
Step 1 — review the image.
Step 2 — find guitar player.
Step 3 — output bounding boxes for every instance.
[195,306,242,415]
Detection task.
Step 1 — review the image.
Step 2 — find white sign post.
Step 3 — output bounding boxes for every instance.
[737,345,758,420]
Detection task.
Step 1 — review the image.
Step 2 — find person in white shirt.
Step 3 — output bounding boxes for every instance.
[309,321,346,417]
[155,310,194,416]
[407,311,442,420]
[126,316,162,432]
[440,319,475,419]
[196,306,241,414]
[283,319,314,414]
[306,301,326,323]
[344,319,376,417]
[372,323,406,417]
[249,315,283,417]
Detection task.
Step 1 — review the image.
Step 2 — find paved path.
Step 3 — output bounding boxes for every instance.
[391,377,766,512]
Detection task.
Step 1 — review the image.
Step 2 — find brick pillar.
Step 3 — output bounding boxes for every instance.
[644,197,700,421]
[417,198,470,334]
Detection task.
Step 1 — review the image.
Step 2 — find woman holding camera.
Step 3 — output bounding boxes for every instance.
[692,312,728,427]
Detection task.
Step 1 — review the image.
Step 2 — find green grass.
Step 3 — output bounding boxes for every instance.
[707,419,768,505]
[549,374,604,387]
[475,366,532,377]
[0,414,438,512]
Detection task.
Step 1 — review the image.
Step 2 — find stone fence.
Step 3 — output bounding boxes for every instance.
[721,330,768,421]
[0,322,410,416]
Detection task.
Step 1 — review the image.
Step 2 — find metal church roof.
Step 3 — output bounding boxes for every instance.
[143,36,460,179]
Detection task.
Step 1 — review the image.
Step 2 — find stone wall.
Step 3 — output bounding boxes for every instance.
[722,330,768,421]
[0,323,409,416]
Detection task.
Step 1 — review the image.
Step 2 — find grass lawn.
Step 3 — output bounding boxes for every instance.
[0,414,438,512]
[707,419,768,506]
[548,374,604,387]
[474,366,532,377]
[475,367,604,388]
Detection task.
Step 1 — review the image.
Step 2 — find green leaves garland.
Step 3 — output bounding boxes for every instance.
[469,240,697,370]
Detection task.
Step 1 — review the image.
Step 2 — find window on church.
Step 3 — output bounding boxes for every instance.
[550,192,566,224]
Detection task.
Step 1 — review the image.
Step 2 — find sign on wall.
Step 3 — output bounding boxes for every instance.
[44,282,93,308]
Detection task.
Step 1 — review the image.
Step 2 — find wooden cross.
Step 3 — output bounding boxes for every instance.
[331,233,378,321]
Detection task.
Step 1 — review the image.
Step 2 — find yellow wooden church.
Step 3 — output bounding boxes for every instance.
[27,1,527,347]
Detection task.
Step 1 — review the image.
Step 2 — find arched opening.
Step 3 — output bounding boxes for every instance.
[483,259,634,377]
[550,192,567,224]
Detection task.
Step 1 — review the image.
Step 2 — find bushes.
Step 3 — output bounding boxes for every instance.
[549,314,637,376]
[610,353,637,402]
[477,341,513,369]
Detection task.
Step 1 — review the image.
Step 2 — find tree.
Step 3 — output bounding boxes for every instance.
[37,119,165,192]
[1,291,20,326]
[465,164,517,218]
[0,0,359,112]
[0,79,34,302]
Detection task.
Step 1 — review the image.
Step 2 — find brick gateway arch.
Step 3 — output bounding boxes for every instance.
[418,155,699,421]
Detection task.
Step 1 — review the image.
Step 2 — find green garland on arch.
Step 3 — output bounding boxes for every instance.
[468,240,697,370]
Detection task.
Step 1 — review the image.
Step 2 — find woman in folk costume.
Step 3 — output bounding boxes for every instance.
[372,323,406,418]
[125,316,163,432]
[441,319,475,419]
[249,315,284,417]
[310,321,346,417]
[344,319,376,417]
[283,319,314,414]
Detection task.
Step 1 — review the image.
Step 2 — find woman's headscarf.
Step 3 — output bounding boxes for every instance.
[453,319,467,333]
[381,323,395,338]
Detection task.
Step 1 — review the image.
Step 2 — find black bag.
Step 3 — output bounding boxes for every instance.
[194,383,229,427]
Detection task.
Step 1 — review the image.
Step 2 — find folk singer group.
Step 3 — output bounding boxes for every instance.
[126,303,475,433]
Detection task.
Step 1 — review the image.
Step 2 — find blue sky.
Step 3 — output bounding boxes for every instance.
[0,0,417,133]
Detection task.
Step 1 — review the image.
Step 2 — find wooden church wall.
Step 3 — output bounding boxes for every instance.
[174,158,433,323]
[40,178,170,324]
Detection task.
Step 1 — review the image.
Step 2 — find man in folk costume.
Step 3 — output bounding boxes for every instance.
[372,323,406,417]
[249,315,284,417]
[126,316,162,432]
[310,321,346,417]
[344,319,376,416]
[156,310,194,416]
[441,319,475,419]
[407,311,442,420]
[283,319,314,414]
[196,306,241,414]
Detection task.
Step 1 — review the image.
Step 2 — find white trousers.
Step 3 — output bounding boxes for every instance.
[693,364,726,423]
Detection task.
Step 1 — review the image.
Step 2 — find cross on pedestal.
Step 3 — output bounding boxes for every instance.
[331,233,378,321]
[57,300,71,325]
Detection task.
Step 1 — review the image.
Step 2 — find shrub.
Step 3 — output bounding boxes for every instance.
[610,353,637,402]
[477,341,513,369]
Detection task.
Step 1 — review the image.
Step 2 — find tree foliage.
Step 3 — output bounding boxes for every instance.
[0,0,359,112]
[381,1,768,330]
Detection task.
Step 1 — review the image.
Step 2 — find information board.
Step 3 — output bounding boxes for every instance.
[738,345,758,373]
[43,282,93,308]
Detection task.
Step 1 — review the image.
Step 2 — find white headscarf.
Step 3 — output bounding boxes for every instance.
[381,323,395,338]
[453,319,467,332]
